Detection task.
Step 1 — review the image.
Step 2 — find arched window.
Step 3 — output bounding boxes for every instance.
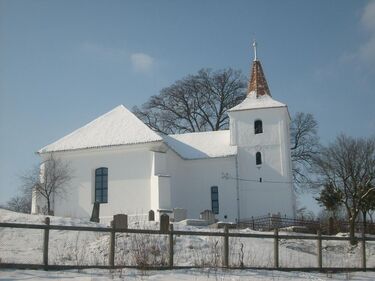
[256,152,262,165]
[95,167,108,203]
[254,120,263,134]
[211,186,219,214]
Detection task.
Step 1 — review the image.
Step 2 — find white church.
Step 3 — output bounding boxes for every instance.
[32,49,296,222]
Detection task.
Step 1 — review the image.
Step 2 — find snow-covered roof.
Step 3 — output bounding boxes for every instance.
[163,130,237,160]
[39,104,237,159]
[228,91,286,112]
[38,105,163,153]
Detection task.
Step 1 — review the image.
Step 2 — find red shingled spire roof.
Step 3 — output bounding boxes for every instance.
[247,59,271,98]
[247,41,271,97]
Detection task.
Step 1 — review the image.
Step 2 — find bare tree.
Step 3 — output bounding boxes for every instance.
[5,192,32,214]
[313,134,375,244]
[133,68,247,134]
[4,178,33,213]
[22,154,73,215]
[290,112,320,187]
[134,69,319,187]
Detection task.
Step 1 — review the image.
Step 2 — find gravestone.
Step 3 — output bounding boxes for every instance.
[148,210,155,221]
[90,202,100,223]
[113,214,128,229]
[200,210,216,224]
[160,214,170,233]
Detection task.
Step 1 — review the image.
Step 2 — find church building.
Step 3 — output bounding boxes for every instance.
[32,47,296,222]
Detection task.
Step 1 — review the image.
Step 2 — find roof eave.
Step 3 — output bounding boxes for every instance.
[164,142,237,160]
[228,105,287,113]
[37,139,164,155]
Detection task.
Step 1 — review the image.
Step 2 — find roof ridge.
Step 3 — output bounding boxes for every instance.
[169,130,230,137]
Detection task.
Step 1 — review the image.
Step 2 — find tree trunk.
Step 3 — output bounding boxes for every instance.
[349,215,357,245]
[47,199,52,215]
[363,211,367,234]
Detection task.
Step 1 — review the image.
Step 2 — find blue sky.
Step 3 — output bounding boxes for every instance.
[1,0,374,212]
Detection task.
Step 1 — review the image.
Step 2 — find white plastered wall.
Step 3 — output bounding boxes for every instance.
[150,151,172,220]
[229,107,295,219]
[38,144,156,220]
[165,149,238,221]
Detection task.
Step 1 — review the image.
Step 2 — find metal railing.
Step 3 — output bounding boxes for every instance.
[239,215,375,234]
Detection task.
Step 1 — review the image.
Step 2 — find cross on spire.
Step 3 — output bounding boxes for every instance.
[253,40,257,61]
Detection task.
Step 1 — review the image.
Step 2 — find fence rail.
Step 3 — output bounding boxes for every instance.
[0,218,374,271]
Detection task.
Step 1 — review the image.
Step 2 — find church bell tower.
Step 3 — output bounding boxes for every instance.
[227,42,295,219]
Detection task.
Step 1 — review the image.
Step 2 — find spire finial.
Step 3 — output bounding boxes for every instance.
[253,40,257,61]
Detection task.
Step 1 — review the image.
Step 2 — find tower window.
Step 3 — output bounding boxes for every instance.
[95,167,108,203]
[256,152,262,165]
[211,186,219,214]
[254,120,263,134]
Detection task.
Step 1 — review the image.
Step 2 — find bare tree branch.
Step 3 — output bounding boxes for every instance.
[21,154,73,215]
[290,112,320,187]
[133,68,246,134]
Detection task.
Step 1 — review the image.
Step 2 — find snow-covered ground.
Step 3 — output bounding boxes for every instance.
[2,268,375,281]
[1,208,375,280]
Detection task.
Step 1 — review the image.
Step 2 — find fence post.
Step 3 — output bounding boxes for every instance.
[317,230,322,270]
[169,224,174,268]
[43,217,50,270]
[274,228,279,268]
[109,220,115,268]
[328,217,334,235]
[362,227,366,271]
[223,225,229,268]
[268,213,271,230]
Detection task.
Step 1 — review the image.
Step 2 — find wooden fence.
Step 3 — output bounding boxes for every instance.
[0,218,374,272]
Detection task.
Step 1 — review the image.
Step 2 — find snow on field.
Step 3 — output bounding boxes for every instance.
[1,208,375,280]
[1,268,375,281]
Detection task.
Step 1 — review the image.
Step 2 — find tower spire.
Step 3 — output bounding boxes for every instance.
[247,41,271,97]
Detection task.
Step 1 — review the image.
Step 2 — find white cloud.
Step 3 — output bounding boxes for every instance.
[80,42,155,73]
[357,1,375,63]
[361,1,375,32]
[338,2,375,65]
[130,53,154,73]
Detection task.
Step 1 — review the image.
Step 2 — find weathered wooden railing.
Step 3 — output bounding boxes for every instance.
[0,219,374,271]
